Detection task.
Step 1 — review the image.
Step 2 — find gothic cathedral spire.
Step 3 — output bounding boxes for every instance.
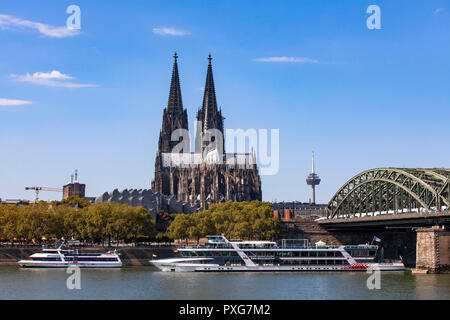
[157,52,189,153]
[196,54,225,154]
[167,52,183,114]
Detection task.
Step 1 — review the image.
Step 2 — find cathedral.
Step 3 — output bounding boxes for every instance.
[151,53,262,209]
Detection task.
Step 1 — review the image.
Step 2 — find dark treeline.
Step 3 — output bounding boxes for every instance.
[0,197,155,245]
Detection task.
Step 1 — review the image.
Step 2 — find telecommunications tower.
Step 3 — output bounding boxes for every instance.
[306,151,321,204]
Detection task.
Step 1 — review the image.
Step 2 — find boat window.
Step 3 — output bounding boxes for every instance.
[352,250,369,257]
[32,257,61,261]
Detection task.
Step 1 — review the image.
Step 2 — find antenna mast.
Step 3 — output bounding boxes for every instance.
[306,151,321,204]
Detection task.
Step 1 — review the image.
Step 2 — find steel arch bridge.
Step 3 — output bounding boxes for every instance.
[327,168,450,219]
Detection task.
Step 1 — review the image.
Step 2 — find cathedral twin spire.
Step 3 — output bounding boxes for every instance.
[158,53,224,155]
[153,53,262,206]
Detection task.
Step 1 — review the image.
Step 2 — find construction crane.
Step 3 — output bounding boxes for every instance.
[25,186,62,203]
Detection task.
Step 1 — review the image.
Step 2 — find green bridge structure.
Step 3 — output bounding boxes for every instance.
[324,168,449,222]
[315,168,450,273]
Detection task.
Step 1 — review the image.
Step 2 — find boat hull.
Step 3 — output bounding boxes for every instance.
[151,261,405,272]
[18,260,122,268]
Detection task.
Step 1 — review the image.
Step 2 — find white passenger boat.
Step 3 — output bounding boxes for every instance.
[151,235,405,272]
[18,241,122,268]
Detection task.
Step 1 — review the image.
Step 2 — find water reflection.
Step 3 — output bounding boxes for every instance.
[0,267,449,300]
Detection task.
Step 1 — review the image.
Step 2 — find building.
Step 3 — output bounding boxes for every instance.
[95,188,197,221]
[0,199,30,206]
[63,170,86,200]
[152,53,262,209]
[273,201,328,221]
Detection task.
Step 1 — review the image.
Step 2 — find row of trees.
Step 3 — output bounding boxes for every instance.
[168,201,280,243]
[0,199,155,245]
[0,199,280,245]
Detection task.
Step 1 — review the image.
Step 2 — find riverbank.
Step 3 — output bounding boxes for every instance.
[0,246,178,266]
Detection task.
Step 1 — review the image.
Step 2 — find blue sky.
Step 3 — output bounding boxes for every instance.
[0,0,449,203]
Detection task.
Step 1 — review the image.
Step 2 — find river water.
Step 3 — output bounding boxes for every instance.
[0,266,449,299]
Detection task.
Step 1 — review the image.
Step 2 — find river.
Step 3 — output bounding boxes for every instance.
[0,267,449,300]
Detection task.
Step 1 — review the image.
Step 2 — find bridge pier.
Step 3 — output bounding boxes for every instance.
[414,226,450,274]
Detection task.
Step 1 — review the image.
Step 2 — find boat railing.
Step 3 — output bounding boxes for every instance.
[178,244,375,250]
[178,244,346,250]
[280,245,342,249]
[178,244,232,249]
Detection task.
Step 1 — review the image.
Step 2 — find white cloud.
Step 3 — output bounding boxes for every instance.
[0,13,79,38]
[252,56,320,63]
[434,8,444,15]
[0,98,33,106]
[30,70,74,80]
[152,27,190,36]
[11,70,97,88]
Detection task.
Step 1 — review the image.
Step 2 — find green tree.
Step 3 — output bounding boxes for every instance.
[62,196,91,208]
[0,204,20,243]
[127,206,156,245]
[83,202,116,245]
[0,201,157,246]
[168,214,195,244]
[166,201,280,243]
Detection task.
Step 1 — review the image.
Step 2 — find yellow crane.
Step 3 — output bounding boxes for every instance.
[25,186,62,203]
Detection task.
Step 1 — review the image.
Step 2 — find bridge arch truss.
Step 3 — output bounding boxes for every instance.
[327,168,450,219]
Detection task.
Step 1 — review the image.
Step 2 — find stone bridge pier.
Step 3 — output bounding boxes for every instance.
[414,226,450,273]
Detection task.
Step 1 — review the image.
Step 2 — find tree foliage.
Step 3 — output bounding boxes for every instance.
[0,202,156,245]
[62,196,91,208]
[168,201,279,242]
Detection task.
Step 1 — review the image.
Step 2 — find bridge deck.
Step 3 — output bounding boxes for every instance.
[318,211,450,228]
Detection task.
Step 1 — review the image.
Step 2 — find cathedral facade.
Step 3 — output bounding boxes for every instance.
[151,53,262,209]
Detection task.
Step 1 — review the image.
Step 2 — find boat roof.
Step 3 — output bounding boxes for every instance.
[231,241,275,244]
[153,257,213,263]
